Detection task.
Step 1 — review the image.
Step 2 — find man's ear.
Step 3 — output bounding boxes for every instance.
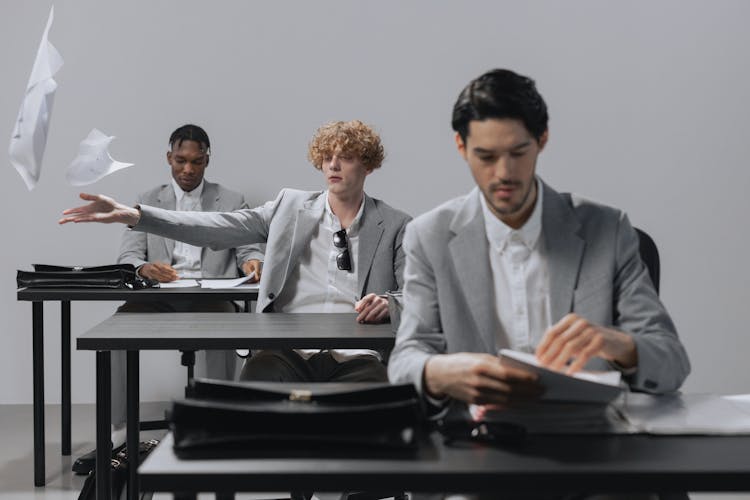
[455,132,467,159]
[537,129,549,152]
[166,150,172,165]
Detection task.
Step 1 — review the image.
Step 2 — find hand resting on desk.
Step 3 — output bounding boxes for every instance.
[355,293,389,324]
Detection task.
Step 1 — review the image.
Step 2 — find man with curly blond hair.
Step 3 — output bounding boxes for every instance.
[61,120,411,382]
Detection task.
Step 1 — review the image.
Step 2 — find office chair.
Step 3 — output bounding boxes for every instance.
[634,227,660,295]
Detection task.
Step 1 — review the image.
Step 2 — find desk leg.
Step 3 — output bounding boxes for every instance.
[61,300,71,456]
[96,351,112,500]
[126,351,139,500]
[32,301,45,487]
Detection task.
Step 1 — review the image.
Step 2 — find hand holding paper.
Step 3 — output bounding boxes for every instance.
[65,129,133,185]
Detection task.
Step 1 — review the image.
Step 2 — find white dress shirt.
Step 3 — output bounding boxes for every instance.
[171,178,204,278]
[273,192,378,362]
[480,178,552,353]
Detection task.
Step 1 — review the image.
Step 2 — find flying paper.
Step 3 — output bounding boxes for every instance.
[9,6,64,190]
[65,129,134,185]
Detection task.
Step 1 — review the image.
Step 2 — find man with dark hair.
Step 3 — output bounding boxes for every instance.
[72,124,263,474]
[60,120,410,384]
[388,68,690,414]
[118,124,262,289]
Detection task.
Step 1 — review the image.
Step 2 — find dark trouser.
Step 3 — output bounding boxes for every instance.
[240,349,387,382]
[111,300,238,426]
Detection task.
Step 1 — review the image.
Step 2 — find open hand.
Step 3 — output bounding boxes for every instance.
[59,193,140,226]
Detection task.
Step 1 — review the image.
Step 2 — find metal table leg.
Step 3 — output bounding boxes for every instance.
[61,300,71,456]
[96,351,112,500]
[127,351,139,500]
[32,301,45,487]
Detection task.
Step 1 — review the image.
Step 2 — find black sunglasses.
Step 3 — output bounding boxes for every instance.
[333,228,352,271]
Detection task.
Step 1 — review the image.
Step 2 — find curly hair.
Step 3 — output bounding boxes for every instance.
[308,120,385,171]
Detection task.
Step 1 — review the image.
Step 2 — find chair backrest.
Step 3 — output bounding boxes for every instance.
[634,227,660,295]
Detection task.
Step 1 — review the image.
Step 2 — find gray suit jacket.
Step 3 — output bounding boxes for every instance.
[118,181,263,277]
[387,180,690,397]
[134,188,411,312]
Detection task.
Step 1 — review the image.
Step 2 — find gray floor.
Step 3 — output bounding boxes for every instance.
[1,404,748,500]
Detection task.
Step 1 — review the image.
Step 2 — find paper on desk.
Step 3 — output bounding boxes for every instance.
[65,129,133,185]
[623,392,750,435]
[200,273,256,289]
[159,279,200,288]
[9,6,64,191]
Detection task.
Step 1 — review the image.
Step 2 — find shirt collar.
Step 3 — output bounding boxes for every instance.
[324,190,365,235]
[171,178,205,203]
[480,177,543,253]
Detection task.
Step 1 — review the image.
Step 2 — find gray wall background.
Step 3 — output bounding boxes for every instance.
[1,0,748,404]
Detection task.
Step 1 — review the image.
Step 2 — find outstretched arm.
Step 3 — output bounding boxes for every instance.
[59,193,140,226]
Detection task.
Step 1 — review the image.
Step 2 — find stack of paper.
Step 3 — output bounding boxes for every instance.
[476,350,625,433]
[158,274,258,290]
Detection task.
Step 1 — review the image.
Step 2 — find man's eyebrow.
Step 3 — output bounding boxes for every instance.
[472,141,531,154]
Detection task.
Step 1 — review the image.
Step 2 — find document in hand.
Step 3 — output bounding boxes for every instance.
[498,349,623,404]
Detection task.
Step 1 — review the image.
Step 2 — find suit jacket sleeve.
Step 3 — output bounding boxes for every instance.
[117,192,149,268]
[610,213,690,393]
[230,195,266,269]
[133,190,287,250]
[387,220,445,396]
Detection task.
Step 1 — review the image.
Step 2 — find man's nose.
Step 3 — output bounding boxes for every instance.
[329,156,341,169]
[494,156,512,178]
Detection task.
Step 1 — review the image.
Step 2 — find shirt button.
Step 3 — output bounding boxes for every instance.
[267,292,275,300]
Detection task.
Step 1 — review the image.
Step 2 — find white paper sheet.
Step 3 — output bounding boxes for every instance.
[200,273,256,289]
[9,6,64,190]
[65,129,134,185]
[158,279,200,289]
[623,392,750,435]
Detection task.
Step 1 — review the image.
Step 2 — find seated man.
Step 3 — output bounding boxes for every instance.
[117,123,263,378]
[60,120,410,383]
[387,69,690,499]
[75,124,262,473]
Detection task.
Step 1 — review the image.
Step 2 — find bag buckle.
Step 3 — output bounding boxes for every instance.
[289,389,312,402]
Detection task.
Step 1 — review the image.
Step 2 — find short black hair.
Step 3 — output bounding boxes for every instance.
[451,69,548,143]
[168,124,210,154]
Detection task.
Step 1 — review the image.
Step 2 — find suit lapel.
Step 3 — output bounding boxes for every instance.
[448,190,498,353]
[542,182,585,323]
[199,182,220,268]
[357,195,384,296]
[278,193,324,293]
[156,185,177,258]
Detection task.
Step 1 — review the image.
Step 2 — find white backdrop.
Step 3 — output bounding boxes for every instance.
[1,0,749,404]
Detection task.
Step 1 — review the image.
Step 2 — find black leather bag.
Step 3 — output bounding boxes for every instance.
[77,439,158,500]
[171,378,424,459]
[17,264,156,289]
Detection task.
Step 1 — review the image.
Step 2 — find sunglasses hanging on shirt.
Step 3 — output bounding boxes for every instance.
[333,228,352,272]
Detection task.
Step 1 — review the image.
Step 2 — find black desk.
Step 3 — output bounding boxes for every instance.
[139,432,750,497]
[77,312,395,500]
[16,287,258,487]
